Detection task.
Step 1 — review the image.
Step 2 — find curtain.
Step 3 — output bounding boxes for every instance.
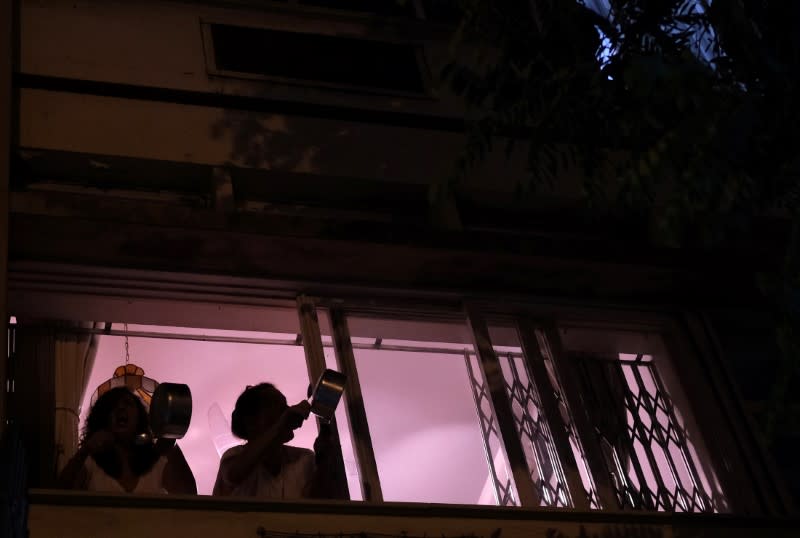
[54,323,100,474]
[13,326,56,487]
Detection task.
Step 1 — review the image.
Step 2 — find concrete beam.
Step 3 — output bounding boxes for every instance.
[8,207,763,309]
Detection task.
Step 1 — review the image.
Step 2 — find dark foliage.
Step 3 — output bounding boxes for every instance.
[431,0,799,443]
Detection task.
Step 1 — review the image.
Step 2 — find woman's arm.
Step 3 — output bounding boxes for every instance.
[57,445,91,490]
[219,401,311,488]
[57,430,113,490]
[308,463,339,499]
[162,444,197,495]
[307,427,348,500]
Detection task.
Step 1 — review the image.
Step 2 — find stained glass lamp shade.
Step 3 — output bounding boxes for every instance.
[90,363,159,409]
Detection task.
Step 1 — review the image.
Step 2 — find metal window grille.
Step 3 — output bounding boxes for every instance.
[497,350,572,507]
[573,353,726,512]
[535,331,602,510]
[463,350,519,506]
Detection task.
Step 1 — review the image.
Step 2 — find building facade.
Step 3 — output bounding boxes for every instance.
[1,1,797,537]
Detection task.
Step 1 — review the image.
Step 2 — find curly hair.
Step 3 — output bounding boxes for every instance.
[82,387,159,478]
[231,383,285,440]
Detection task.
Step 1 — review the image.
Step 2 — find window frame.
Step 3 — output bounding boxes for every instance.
[483,307,779,515]
[6,264,788,514]
[312,298,763,513]
[199,17,436,100]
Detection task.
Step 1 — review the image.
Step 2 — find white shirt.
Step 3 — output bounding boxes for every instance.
[84,455,168,494]
[213,445,315,499]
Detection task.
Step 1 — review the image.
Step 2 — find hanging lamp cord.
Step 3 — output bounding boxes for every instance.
[124,323,130,365]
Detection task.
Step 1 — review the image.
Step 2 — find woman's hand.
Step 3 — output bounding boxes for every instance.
[59,430,113,489]
[278,400,311,434]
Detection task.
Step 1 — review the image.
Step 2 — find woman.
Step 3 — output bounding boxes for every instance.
[58,386,196,494]
[212,383,339,499]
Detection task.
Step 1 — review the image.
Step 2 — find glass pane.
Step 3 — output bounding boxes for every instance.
[350,318,495,504]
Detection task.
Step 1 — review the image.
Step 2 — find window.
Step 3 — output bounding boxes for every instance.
[573,352,726,512]
[559,326,728,512]
[16,297,738,513]
[487,325,584,508]
[527,327,601,509]
[207,24,427,94]
[340,316,518,505]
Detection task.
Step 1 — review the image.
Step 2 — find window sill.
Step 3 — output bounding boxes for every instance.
[27,489,795,528]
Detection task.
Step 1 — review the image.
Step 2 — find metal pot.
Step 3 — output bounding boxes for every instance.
[149,382,193,439]
[309,369,346,423]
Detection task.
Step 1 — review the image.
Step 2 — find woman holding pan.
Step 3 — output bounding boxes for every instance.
[212,382,340,500]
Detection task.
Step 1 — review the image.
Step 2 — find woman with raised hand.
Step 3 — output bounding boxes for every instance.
[58,386,196,494]
[213,383,338,499]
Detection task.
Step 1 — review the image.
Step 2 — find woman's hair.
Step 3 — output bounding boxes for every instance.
[231,383,283,440]
[82,386,159,478]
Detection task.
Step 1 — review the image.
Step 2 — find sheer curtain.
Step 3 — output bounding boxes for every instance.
[54,323,100,473]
